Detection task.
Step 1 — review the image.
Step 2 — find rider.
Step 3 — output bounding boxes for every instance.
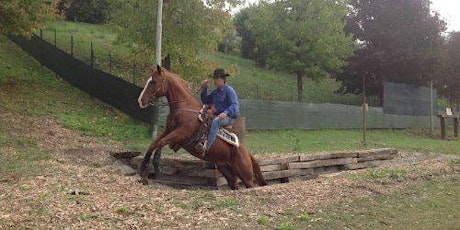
[196,68,240,154]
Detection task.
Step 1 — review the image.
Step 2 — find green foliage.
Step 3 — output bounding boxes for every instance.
[441,32,460,103]
[338,0,447,100]
[298,211,311,222]
[236,0,356,101]
[275,222,298,230]
[257,216,270,226]
[57,0,110,24]
[109,0,241,83]
[217,198,238,208]
[115,207,135,215]
[365,169,408,180]
[0,0,57,36]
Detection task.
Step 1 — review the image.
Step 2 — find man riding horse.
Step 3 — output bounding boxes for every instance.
[195,68,239,155]
[137,65,267,189]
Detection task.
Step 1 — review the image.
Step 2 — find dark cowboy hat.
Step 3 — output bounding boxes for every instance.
[212,68,230,79]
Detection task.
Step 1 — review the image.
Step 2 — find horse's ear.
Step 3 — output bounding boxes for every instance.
[156,64,162,76]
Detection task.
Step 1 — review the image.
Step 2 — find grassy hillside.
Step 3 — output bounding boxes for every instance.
[42,20,361,104]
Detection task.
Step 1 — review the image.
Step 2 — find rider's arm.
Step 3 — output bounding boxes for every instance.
[223,86,239,118]
[200,85,213,104]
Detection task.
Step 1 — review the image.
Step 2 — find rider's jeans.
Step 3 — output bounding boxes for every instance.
[206,116,232,150]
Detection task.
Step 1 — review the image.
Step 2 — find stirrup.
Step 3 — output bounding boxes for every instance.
[201,141,209,158]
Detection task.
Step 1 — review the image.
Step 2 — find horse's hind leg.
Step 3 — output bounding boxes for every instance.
[217,164,238,190]
[231,149,255,188]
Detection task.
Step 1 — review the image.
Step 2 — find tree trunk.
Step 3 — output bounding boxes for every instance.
[296,71,303,102]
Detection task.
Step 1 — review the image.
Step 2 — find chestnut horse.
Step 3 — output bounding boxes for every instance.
[137,65,267,190]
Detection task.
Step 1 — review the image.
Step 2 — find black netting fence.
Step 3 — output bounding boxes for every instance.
[8,35,155,124]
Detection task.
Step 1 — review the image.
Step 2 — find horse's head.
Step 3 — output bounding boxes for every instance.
[137,65,168,108]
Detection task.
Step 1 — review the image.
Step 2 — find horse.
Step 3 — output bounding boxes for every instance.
[137,65,267,190]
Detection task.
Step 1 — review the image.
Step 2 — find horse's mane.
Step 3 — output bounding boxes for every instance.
[164,70,198,96]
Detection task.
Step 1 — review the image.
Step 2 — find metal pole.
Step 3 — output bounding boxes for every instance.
[430,80,434,133]
[151,0,164,138]
[155,0,163,65]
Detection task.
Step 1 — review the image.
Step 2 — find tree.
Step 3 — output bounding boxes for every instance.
[234,5,257,61]
[337,0,447,101]
[0,0,57,37]
[248,0,355,101]
[57,0,110,24]
[440,32,460,104]
[109,0,242,82]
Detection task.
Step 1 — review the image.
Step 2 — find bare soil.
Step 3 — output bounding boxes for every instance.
[0,111,457,229]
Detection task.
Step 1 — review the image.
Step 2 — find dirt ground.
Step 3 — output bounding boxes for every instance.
[0,111,458,229]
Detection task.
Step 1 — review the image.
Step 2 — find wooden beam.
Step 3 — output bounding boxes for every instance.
[257,155,299,166]
[299,151,358,161]
[290,158,357,169]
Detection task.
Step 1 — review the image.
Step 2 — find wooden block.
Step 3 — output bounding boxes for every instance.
[299,151,359,161]
[314,166,340,175]
[160,158,213,169]
[357,148,397,157]
[279,163,290,183]
[110,151,141,159]
[262,169,302,180]
[257,155,299,166]
[155,174,218,186]
[289,158,357,169]
[260,164,283,172]
[300,168,314,176]
[159,166,219,178]
[357,153,397,162]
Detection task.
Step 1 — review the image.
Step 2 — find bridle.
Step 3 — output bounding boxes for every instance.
[147,73,191,107]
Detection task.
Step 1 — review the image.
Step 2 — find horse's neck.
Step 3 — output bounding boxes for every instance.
[165,76,201,112]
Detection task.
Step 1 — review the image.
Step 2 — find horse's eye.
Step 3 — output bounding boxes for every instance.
[150,79,156,85]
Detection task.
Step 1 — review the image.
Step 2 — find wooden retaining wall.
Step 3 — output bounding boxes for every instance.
[124,148,398,188]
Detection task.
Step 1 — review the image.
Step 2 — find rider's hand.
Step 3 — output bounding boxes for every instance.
[201,80,209,88]
[218,112,227,120]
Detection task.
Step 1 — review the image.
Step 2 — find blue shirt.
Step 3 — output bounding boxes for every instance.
[201,84,240,119]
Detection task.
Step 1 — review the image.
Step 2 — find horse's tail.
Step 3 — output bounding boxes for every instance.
[249,154,268,186]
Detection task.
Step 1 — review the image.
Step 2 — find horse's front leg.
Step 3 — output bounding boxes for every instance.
[139,131,169,185]
[140,129,184,185]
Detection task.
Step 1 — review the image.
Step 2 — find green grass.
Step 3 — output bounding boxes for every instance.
[304,175,460,229]
[263,174,460,229]
[245,129,460,155]
[0,35,150,142]
[0,132,50,181]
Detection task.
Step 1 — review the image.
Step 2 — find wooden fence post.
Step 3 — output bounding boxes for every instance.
[108,52,112,74]
[90,42,94,68]
[132,63,136,85]
[70,35,74,57]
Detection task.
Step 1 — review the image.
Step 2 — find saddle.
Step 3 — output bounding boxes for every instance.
[198,106,240,148]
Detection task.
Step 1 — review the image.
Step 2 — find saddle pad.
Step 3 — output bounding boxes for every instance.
[197,106,239,147]
[217,128,240,147]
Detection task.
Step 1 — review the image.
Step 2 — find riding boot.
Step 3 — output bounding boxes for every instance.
[195,141,207,158]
